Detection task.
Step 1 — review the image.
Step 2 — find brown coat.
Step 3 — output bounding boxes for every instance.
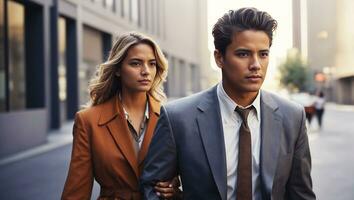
[61,95,160,200]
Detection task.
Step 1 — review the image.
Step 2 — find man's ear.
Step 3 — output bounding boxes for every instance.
[214,49,224,69]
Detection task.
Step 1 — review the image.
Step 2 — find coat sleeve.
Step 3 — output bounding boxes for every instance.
[61,112,94,200]
[140,106,178,200]
[286,109,316,200]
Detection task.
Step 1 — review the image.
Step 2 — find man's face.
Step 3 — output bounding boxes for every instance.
[215,30,270,96]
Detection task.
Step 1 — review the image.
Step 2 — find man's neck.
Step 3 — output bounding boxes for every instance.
[221,82,259,107]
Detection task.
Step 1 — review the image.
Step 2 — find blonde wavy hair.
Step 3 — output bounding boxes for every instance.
[87,32,168,107]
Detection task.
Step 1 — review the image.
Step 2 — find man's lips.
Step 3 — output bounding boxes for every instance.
[245,75,262,81]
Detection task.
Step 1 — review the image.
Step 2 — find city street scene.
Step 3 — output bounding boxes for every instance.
[1,0,354,199]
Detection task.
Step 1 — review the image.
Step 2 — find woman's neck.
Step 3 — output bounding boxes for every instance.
[120,90,148,112]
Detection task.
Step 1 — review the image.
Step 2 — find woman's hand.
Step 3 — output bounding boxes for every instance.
[154,177,182,199]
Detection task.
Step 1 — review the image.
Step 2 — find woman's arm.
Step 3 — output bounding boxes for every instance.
[61,112,94,200]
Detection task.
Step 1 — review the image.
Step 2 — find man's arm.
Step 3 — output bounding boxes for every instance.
[140,106,178,200]
[286,109,316,199]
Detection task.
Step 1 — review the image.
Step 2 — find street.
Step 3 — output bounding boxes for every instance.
[308,104,354,200]
[0,104,353,200]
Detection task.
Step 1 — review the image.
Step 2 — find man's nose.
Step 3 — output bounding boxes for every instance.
[249,56,261,70]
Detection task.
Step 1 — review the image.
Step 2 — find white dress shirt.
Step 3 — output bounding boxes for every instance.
[217,83,262,200]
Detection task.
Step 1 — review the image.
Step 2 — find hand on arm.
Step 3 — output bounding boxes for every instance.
[140,106,178,200]
[155,177,182,199]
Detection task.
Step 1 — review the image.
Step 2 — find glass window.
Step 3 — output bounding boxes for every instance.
[92,0,104,6]
[0,0,5,111]
[123,0,129,19]
[8,0,25,111]
[58,17,67,102]
[80,26,103,105]
[131,0,139,24]
[119,0,124,17]
[106,0,115,11]
[58,17,67,121]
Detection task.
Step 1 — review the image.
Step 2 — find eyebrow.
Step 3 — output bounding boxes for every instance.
[128,58,157,62]
[234,48,270,52]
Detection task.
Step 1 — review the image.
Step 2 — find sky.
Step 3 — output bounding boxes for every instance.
[207,0,293,90]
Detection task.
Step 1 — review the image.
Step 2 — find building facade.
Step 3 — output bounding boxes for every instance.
[0,0,209,158]
[293,0,354,104]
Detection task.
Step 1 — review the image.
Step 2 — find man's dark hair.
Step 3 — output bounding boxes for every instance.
[212,7,278,56]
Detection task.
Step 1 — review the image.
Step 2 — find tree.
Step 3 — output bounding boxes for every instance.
[278,49,311,93]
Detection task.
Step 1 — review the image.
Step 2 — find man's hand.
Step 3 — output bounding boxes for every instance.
[154,177,182,199]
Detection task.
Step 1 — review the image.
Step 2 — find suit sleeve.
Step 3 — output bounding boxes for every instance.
[286,109,316,200]
[61,112,94,200]
[140,106,178,200]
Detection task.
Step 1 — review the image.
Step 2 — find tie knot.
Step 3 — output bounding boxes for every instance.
[235,106,253,122]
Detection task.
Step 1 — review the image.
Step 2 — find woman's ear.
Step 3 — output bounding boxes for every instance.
[115,70,120,77]
[214,49,224,69]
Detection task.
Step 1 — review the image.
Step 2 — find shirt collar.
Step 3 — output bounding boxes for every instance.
[217,82,261,120]
[119,94,150,120]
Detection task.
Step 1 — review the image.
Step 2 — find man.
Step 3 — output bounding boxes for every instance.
[141,7,316,200]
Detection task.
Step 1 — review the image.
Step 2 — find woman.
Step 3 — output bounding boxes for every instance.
[62,32,180,199]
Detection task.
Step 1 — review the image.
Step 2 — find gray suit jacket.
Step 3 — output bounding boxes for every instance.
[141,86,316,200]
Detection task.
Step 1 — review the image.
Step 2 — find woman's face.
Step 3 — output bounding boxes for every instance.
[119,43,157,94]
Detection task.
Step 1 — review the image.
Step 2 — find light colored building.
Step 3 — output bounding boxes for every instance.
[293,0,354,104]
[334,0,354,104]
[0,0,209,158]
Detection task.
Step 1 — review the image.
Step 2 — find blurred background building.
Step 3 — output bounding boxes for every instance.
[0,0,210,158]
[292,0,354,104]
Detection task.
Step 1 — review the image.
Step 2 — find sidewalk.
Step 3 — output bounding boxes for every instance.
[1,102,353,167]
[0,121,74,167]
[326,102,354,112]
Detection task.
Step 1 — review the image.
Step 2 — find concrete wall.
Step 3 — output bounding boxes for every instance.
[0,110,47,158]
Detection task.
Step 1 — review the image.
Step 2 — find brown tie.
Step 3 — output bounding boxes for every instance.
[235,106,253,200]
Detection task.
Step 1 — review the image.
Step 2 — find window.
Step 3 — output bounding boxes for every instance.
[1,0,45,112]
[105,0,115,12]
[58,17,67,122]
[0,0,5,111]
[8,0,25,111]
[58,17,66,102]
[131,0,139,24]
[80,26,104,105]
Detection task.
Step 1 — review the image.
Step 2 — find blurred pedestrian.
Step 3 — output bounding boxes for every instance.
[314,91,326,129]
[62,32,181,200]
[305,102,315,125]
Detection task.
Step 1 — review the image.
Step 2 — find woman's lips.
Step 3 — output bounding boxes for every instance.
[138,79,151,85]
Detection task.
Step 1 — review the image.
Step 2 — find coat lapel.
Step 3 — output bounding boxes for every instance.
[196,86,227,200]
[260,91,282,195]
[138,96,160,170]
[98,96,139,179]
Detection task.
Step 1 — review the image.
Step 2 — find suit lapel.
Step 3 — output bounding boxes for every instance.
[138,96,160,169]
[260,91,282,195]
[98,96,139,179]
[196,86,227,200]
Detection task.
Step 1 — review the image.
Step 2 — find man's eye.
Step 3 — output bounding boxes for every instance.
[236,52,248,57]
[260,52,269,57]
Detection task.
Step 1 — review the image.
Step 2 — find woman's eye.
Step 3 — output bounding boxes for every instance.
[130,62,141,66]
[150,62,157,67]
